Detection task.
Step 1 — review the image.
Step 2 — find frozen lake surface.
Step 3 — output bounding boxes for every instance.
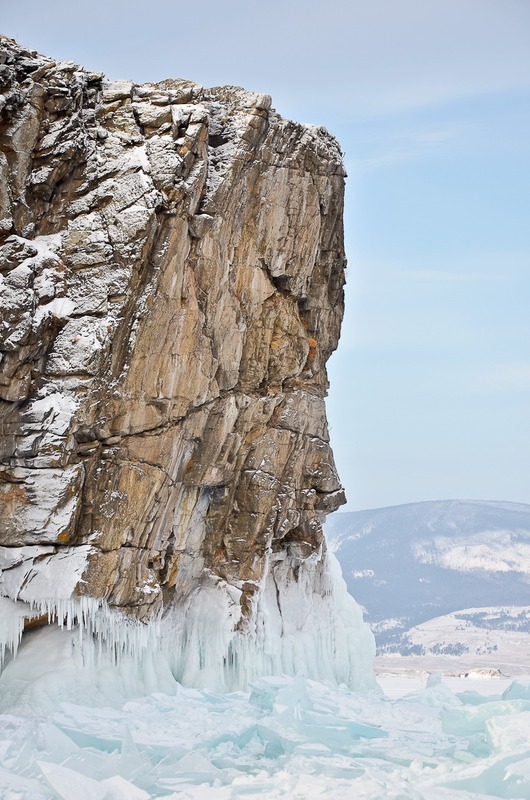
[2,668,530,799]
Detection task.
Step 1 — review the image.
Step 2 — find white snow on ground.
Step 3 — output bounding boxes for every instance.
[405,606,530,657]
[412,532,530,573]
[379,606,530,677]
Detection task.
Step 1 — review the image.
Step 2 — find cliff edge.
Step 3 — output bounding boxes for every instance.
[0,36,375,690]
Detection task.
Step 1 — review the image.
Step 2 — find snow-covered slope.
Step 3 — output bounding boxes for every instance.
[376,607,530,679]
[325,500,530,653]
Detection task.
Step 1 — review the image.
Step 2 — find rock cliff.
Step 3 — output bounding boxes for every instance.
[0,36,374,689]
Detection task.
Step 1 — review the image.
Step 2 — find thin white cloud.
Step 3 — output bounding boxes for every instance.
[333,0,530,116]
[336,252,528,352]
[4,0,530,119]
[473,364,530,394]
[351,127,458,172]
[399,269,509,284]
[347,255,520,289]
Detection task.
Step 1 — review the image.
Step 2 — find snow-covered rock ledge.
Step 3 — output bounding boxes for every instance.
[0,35,375,694]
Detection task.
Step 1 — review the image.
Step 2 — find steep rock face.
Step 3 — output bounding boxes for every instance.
[0,37,373,688]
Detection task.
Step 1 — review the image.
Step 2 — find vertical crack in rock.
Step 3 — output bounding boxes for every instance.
[0,36,374,689]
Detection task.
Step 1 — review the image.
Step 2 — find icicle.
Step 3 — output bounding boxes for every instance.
[161,549,377,692]
[0,593,160,670]
[1,544,376,694]
[0,597,28,664]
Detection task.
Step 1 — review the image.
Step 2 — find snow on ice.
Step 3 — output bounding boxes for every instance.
[1,552,530,797]
[2,658,530,798]
[1,620,530,797]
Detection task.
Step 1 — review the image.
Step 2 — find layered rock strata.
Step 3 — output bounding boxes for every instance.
[0,36,374,688]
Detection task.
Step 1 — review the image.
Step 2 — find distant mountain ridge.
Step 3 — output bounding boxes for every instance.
[325,500,530,653]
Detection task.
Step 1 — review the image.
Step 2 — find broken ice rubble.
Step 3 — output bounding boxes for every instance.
[2,664,530,798]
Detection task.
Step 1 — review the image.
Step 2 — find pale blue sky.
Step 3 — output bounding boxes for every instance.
[4,0,529,509]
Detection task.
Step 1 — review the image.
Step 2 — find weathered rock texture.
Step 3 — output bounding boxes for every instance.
[0,36,361,686]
